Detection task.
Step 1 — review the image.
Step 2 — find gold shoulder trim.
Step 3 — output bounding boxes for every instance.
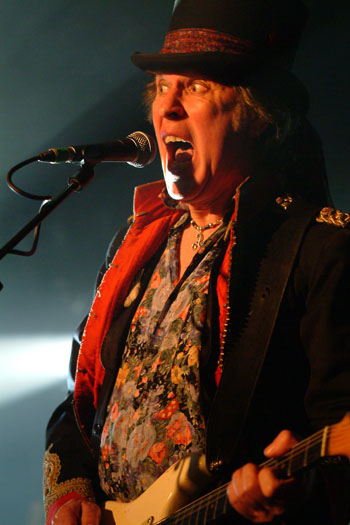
[316,207,350,228]
[43,444,95,517]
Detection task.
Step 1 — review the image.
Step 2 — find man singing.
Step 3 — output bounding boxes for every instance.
[44,0,350,523]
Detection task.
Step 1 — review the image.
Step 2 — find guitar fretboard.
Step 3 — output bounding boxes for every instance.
[261,425,328,477]
[160,425,330,524]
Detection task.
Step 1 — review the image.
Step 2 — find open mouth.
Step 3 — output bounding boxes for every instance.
[164,135,194,163]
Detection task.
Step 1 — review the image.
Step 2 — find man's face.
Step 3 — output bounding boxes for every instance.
[152,73,253,207]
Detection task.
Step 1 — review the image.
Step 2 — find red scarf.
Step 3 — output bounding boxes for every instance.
[73,179,239,435]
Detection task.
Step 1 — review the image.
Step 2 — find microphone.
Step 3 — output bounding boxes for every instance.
[38,131,157,168]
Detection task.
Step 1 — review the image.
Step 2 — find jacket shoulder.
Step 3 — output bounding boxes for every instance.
[294,205,350,293]
[315,206,350,229]
[294,203,350,264]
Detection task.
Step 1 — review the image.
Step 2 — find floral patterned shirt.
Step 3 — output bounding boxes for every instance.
[98,216,225,501]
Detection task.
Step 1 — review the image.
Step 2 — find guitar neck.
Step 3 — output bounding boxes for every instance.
[162,423,336,524]
[102,415,349,525]
[260,425,330,477]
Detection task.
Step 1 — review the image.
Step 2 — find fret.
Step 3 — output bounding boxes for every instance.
[288,443,308,474]
[205,490,222,522]
[222,494,229,516]
[202,500,214,523]
[211,490,220,521]
[269,456,287,476]
[303,436,309,467]
[171,485,229,525]
[177,507,189,523]
[202,499,209,524]
[218,491,228,514]
[306,438,323,466]
[287,444,294,477]
[321,425,329,457]
[194,501,206,525]
[167,514,176,524]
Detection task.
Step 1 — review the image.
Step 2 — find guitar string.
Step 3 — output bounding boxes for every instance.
[262,420,347,468]
[261,429,324,469]
[171,427,350,522]
[262,420,349,469]
[155,482,229,524]
[157,440,349,525]
[259,428,325,470]
[155,421,350,524]
[178,426,350,522]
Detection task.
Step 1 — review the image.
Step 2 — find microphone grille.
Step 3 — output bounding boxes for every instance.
[127,131,157,168]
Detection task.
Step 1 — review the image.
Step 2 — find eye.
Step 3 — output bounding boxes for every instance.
[156,81,169,95]
[188,81,209,94]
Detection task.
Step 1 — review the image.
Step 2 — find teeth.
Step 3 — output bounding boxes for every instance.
[164,136,191,145]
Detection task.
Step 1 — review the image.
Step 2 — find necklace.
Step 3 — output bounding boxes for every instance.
[190,218,223,250]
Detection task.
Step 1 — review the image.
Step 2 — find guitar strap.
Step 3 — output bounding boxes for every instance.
[206,197,320,472]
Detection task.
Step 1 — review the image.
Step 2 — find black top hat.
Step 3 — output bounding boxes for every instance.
[131,0,308,79]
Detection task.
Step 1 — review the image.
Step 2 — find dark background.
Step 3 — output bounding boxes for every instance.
[1,1,350,334]
[0,1,349,524]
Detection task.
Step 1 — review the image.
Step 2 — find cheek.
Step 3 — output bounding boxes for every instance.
[152,105,165,162]
[201,113,236,158]
[152,104,160,134]
[212,89,243,132]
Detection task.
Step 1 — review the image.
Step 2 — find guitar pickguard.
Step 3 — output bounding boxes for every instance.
[102,452,212,525]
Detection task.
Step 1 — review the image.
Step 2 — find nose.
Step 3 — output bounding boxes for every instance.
[158,89,186,120]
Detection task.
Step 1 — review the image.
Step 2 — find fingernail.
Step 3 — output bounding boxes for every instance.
[264,444,274,455]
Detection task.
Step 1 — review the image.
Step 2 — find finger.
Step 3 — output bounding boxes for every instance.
[227,464,270,521]
[264,429,299,458]
[259,466,283,498]
[239,463,264,506]
[259,466,297,501]
[228,463,261,502]
[52,498,81,524]
[80,500,101,525]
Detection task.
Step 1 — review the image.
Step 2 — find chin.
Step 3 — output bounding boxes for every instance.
[164,172,194,202]
[164,162,210,204]
[165,183,190,201]
[167,188,184,201]
[166,180,201,203]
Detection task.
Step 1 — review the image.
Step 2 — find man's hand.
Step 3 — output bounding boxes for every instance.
[227,430,299,523]
[51,498,101,525]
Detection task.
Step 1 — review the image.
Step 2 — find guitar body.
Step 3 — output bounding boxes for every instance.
[102,453,212,525]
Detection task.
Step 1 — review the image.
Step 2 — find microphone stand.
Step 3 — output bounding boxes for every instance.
[0,162,95,289]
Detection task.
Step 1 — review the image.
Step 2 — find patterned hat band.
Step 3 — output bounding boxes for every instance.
[160,28,256,56]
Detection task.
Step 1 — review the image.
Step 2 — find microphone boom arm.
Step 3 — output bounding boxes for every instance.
[1,130,157,290]
[0,162,95,264]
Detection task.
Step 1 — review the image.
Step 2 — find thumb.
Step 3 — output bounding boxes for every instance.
[264,430,299,458]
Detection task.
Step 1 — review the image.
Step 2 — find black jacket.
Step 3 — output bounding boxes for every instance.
[45,179,350,523]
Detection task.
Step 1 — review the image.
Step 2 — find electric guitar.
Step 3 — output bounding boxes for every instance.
[102,413,350,525]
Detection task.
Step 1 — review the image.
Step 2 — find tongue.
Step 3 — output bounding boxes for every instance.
[174,147,193,162]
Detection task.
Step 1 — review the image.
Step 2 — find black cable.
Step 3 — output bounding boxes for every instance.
[6,155,52,201]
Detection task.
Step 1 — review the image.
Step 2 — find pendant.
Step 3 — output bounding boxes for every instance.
[192,231,204,250]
